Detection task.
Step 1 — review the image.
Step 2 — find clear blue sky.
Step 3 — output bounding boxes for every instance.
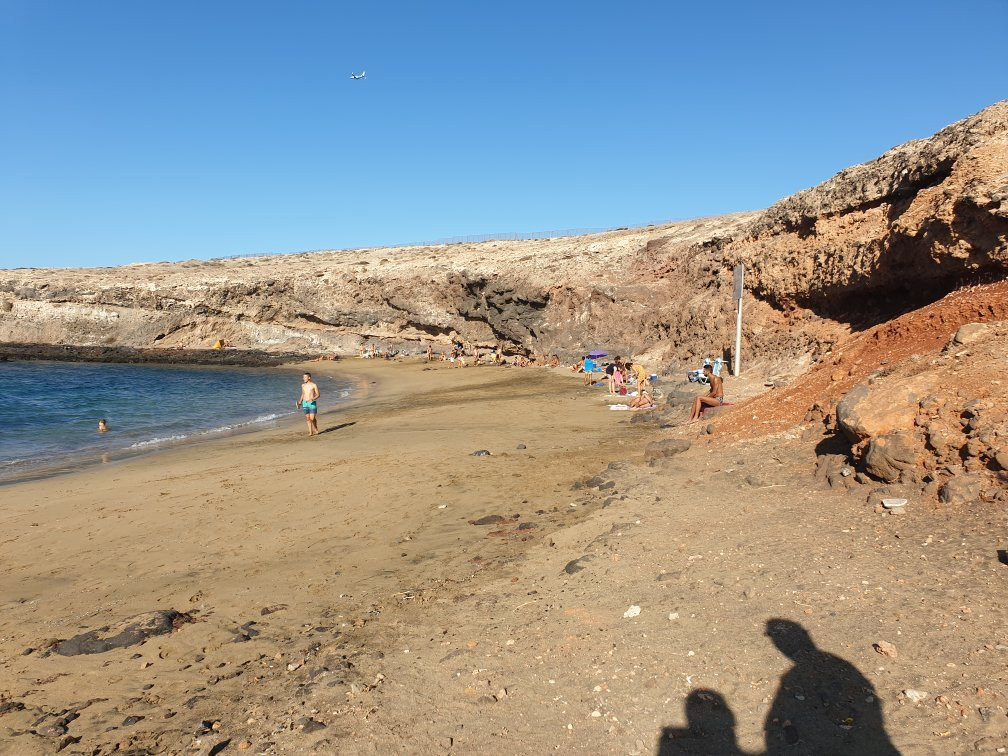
[1,0,1005,268]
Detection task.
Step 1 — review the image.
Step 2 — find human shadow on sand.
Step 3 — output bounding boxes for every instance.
[318,421,356,434]
[658,618,900,755]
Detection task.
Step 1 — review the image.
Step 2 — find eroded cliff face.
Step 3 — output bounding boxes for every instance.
[1,101,1005,365]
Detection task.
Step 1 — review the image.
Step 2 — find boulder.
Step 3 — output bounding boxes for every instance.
[993,448,1008,471]
[863,431,920,482]
[939,474,984,505]
[836,374,937,444]
[951,322,989,346]
[644,439,691,462]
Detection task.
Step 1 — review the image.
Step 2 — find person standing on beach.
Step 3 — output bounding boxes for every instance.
[298,373,320,436]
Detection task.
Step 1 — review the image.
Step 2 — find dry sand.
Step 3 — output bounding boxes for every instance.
[1,360,1006,754]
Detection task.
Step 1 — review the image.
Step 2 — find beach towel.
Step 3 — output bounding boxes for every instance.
[609,404,631,410]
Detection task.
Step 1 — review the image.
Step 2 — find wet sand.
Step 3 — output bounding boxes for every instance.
[1,360,1006,754]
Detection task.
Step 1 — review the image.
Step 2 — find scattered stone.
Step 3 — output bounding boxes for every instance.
[471,449,491,457]
[623,605,641,619]
[298,717,327,733]
[232,621,259,642]
[939,474,983,505]
[238,741,252,751]
[903,689,929,703]
[873,641,898,657]
[55,735,80,752]
[644,439,690,462]
[55,610,192,656]
[562,555,593,575]
[470,514,506,526]
[121,715,144,727]
[0,701,26,715]
[517,522,537,530]
[260,604,287,616]
[516,444,526,449]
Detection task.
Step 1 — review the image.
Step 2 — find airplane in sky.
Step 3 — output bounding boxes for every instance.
[350,71,366,80]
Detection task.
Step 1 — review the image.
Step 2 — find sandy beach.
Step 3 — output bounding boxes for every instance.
[1,357,1006,754]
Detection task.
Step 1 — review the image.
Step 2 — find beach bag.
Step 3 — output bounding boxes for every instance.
[619,386,627,395]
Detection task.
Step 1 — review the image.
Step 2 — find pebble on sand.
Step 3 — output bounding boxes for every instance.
[873,640,898,658]
[903,689,929,703]
[623,605,641,618]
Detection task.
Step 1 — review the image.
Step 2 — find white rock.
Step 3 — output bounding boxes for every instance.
[623,605,641,619]
[903,689,928,703]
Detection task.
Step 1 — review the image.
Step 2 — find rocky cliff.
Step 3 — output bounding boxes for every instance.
[1,101,1005,367]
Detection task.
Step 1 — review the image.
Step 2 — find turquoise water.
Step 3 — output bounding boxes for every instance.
[0,361,351,482]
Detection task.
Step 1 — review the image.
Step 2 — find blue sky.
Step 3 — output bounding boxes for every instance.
[1,1,1005,268]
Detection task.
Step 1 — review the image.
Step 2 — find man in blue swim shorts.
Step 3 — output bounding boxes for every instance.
[298,372,320,436]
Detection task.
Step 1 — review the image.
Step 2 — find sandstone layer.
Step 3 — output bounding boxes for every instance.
[1,101,1006,368]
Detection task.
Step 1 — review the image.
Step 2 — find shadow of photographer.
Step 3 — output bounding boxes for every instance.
[658,618,900,755]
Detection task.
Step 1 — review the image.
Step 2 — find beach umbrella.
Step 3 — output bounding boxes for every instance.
[588,350,608,358]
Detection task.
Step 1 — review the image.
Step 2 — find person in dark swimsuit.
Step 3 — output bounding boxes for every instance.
[687,364,723,423]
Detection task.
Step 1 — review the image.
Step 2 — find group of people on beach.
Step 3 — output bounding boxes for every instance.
[295,339,726,436]
[572,354,657,409]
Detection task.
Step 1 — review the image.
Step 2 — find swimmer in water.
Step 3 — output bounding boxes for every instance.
[97,418,109,433]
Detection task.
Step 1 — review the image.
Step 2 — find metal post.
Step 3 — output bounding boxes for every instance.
[732,264,744,376]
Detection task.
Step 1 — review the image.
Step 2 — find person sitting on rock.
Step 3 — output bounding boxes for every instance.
[687,364,724,423]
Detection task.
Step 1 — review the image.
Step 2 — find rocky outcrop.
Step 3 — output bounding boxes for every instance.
[731,101,1008,319]
[1,101,1005,365]
[826,320,1008,502]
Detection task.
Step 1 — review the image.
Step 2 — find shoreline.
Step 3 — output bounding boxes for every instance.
[0,359,364,487]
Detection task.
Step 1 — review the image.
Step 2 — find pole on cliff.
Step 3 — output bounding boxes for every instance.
[732,264,744,376]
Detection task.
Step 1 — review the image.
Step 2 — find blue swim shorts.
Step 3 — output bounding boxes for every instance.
[302,400,317,414]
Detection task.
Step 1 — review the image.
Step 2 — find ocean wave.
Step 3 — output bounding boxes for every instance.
[127,411,293,448]
[129,434,189,448]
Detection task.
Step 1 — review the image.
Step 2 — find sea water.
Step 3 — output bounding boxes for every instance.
[0,360,351,482]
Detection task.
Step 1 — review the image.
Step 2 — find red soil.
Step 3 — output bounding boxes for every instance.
[715,279,1008,440]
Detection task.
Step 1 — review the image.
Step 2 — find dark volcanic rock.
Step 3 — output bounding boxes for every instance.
[644,438,691,462]
[55,610,191,656]
[939,474,984,505]
[471,515,506,526]
[863,432,919,483]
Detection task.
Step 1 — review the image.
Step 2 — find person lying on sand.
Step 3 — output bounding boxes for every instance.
[687,364,723,422]
[628,389,655,409]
